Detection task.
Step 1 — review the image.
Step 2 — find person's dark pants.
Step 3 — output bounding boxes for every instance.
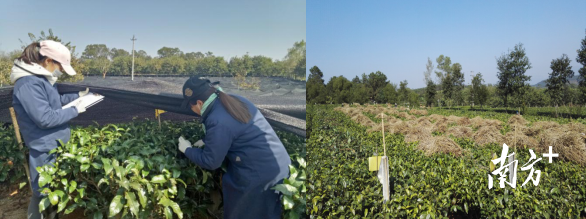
[223,178,284,219]
[27,149,57,219]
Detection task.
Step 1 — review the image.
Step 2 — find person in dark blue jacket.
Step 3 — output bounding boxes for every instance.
[10,41,89,219]
[177,76,291,219]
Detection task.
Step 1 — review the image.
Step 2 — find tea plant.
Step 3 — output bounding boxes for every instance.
[0,125,26,184]
[19,119,307,218]
[272,155,306,219]
[308,105,586,218]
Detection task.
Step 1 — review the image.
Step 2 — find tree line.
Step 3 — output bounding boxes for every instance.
[307,30,586,110]
[0,29,306,86]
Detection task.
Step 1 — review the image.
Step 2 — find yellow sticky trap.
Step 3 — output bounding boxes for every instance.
[489,153,497,172]
[155,109,166,118]
[368,156,383,171]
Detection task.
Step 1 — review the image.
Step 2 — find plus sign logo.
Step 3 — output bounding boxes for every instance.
[488,144,558,189]
[543,146,558,163]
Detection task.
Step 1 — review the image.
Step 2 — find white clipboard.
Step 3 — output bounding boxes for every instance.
[62,93,104,110]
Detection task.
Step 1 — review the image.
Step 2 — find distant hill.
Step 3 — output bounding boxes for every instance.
[533,75,582,88]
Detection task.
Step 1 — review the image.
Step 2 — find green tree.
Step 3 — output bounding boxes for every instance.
[81,44,110,60]
[293,56,306,80]
[408,91,420,108]
[250,55,274,77]
[82,44,112,77]
[375,83,396,104]
[307,66,326,104]
[525,87,550,107]
[160,56,186,74]
[283,40,306,79]
[471,73,488,108]
[329,76,353,103]
[398,80,409,105]
[135,50,151,59]
[350,83,369,104]
[351,76,361,84]
[425,80,436,107]
[546,54,574,115]
[435,55,451,85]
[110,56,132,75]
[157,47,183,58]
[196,56,228,76]
[576,29,586,104]
[110,48,130,59]
[365,71,388,101]
[496,43,532,108]
[438,57,464,107]
[184,52,204,60]
[424,57,434,84]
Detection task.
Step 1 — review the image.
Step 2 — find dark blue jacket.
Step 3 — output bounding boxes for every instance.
[12,75,79,153]
[184,95,290,219]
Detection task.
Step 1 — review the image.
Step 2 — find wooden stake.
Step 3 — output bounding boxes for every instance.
[158,113,161,129]
[381,113,386,156]
[9,107,32,193]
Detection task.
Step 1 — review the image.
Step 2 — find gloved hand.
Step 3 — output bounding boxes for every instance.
[74,100,86,113]
[79,88,89,97]
[193,139,205,148]
[178,136,192,153]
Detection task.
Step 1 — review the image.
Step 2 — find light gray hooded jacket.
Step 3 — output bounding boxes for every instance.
[10,59,79,152]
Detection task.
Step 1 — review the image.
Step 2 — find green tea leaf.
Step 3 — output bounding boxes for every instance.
[38,173,52,187]
[69,181,77,193]
[77,156,90,164]
[125,191,140,217]
[282,195,295,210]
[159,197,183,219]
[39,197,51,212]
[272,184,298,196]
[108,195,124,217]
[164,206,172,219]
[49,192,59,205]
[151,175,167,184]
[58,195,69,212]
[102,158,112,175]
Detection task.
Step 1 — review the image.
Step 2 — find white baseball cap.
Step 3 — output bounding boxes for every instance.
[39,40,77,75]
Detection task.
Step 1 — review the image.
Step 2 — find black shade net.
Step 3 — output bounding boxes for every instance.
[0,84,305,138]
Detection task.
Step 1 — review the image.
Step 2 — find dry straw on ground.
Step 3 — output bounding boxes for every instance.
[471,116,503,129]
[473,126,505,146]
[446,126,474,138]
[417,136,463,157]
[409,109,428,116]
[428,114,446,123]
[525,121,561,136]
[336,105,586,165]
[396,112,416,120]
[508,115,528,125]
[505,132,538,149]
[415,116,432,126]
[537,124,586,166]
[446,115,471,126]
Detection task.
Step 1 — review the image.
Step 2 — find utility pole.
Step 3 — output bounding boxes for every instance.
[470,73,475,108]
[131,35,137,81]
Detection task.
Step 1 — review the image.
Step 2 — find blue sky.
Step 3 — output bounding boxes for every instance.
[307,0,586,88]
[0,0,305,61]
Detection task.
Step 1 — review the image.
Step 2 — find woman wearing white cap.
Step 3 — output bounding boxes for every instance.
[10,40,89,219]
